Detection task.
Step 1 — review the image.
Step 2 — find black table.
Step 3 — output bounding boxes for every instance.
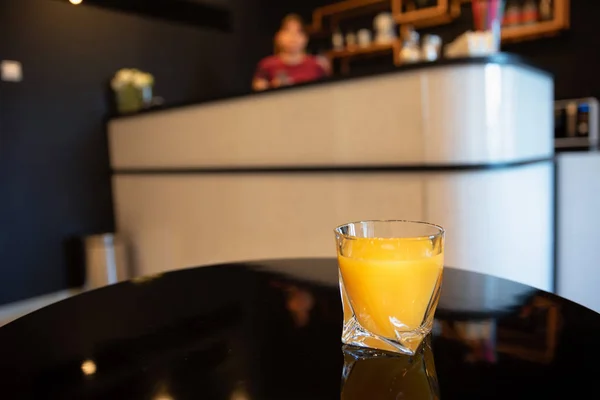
[1,259,598,399]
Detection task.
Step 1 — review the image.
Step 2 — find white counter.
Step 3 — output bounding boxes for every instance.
[109,56,554,291]
[557,151,600,312]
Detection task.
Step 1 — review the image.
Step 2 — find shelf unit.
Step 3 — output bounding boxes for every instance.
[501,0,570,43]
[309,0,390,33]
[326,40,402,74]
[310,0,570,40]
[309,0,456,33]
[453,0,570,43]
[309,0,570,72]
[393,0,459,28]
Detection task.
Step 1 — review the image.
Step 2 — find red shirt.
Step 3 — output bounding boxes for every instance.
[254,55,327,87]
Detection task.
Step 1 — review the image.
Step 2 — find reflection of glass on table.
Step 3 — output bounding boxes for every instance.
[341,337,439,400]
[439,319,498,363]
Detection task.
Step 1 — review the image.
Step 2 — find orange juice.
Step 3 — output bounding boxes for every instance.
[338,237,443,339]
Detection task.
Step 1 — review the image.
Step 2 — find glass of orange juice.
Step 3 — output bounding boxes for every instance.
[334,220,444,355]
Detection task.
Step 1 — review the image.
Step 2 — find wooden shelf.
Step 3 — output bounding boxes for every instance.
[308,0,570,72]
[305,25,331,38]
[317,0,387,16]
[393,0,448,24]
[310,0,389,32]
[501,0,570,43]
[393,0,462,28]
[502,20,564,42]
[327,40,402,74]
[327,41,398,59]
[400,12,454,28]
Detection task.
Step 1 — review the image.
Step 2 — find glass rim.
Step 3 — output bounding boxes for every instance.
[334,219,445,241]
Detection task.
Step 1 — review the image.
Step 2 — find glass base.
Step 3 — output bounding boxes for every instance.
[340,274,438,356]
[342,315,431,355]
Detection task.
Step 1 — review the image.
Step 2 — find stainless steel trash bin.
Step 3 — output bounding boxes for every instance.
[84,234,129,290]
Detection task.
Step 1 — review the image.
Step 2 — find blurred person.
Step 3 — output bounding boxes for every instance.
[252,14,330,91]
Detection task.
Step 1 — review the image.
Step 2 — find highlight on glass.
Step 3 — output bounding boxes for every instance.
[334,220,445,355]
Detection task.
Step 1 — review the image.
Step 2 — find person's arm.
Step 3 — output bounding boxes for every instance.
[252,77,269,91]
[316,55,332,77]
[252,59,271,91]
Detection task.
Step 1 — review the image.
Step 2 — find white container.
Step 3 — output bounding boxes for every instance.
[374,12,396,44]
[445,31,499,58]
[84,234,129,290]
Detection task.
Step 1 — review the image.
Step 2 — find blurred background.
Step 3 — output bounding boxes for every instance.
[0,0,598,318]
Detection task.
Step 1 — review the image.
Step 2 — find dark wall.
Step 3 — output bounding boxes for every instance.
[0,0,597,306]
[0,0,269,305]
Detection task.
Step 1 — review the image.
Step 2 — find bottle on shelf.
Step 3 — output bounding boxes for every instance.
[346,32,357,49]
[539,0,553,21]
[521,0,539,25]
[332,29,344,51]
[400,26,421,64]
[503,0,521,27]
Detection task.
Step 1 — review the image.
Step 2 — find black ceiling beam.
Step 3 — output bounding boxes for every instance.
[55,0,232,32]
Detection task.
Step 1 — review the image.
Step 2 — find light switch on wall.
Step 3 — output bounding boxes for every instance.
[1,60,23,82]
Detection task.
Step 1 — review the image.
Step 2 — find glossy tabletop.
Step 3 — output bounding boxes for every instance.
[1,259,599,399]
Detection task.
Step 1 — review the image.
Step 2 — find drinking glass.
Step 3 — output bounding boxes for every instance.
[472,0,505,51]
[334,220,444,355]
